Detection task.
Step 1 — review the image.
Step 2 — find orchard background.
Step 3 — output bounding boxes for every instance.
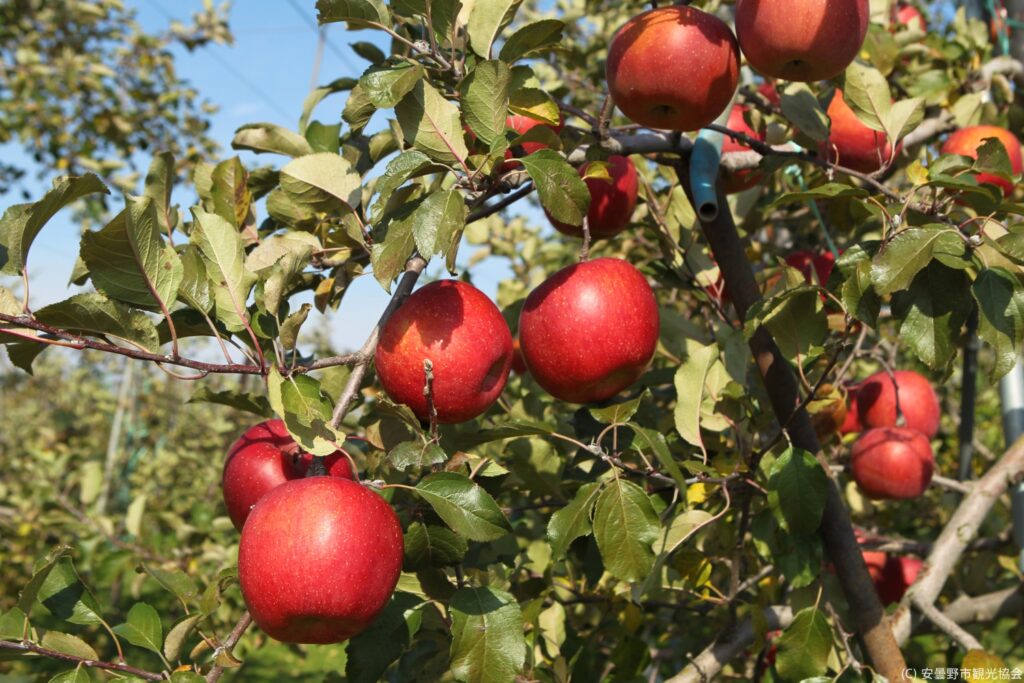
[1,0,1024,681]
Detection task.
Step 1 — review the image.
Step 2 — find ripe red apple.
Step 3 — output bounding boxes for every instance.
[940,126,1023,197]
[238,477,403,643]
[518,258,659,404]
[606,6,740,131]
[861,549,888,583]
[856,369,940,438]
[757,81,781,107]
[507,112,564,156]
[548,155,638,238]
[784,250,836,286]
[894,3,925,31]
[735,0,870,82]
[721,105,766,194]
[850,427,935,499]
[222,419,354,530]
[376,280,513,423]
[840,385,863,435]
[877,555,923,605]
[821,89,894,173]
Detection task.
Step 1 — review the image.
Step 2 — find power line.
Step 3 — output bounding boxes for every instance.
[284,0,363,75]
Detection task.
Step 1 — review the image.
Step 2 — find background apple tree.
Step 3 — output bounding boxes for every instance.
[1,0,1024,681]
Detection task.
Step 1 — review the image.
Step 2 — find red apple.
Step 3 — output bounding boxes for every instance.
[548,155,638,238]
[821,89,894,173]
[222,419,354,530]
[606,6,740,132]
[721,105,766,194]
[940,126,1023,197]
[784,250,836,286]
[376,280,513,423]
[238,477,403,643]
[518,258,659,404]
[758,81,781,107]
[507,112,564,156]
[861,549,889,583]
[856,370,940,438]
[850,427,935,499]
[877,555,923,605]
[735,0,870,82]
[894,3,926,31]
[840,385,863,435]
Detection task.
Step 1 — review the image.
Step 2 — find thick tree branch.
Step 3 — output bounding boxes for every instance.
[912,599,983,651]
[893,436,1024,644]
[673,165,907,681]
[0,639,164,681]
[205,611,253,683]
[941,586,1024,624]
[328,255,428,429]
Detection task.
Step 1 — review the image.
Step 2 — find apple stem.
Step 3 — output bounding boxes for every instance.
[580,217,592,262]
[423,359,439,441]
[878,360,906,428]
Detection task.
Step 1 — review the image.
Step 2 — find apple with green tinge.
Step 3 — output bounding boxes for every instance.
[940,125,1023,197]
[851,426,935,499]
[721,105,766,194]
[238,477,403,643]
[375,279,513,423]
[519,257,659,404]
[548,155,638,239]
[222,419,354,530]
[856,369,940,438]
[606,5,740,132]
[735,0,869,82]
[821,89,894,173]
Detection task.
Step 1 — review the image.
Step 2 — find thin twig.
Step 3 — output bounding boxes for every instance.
[205,612,253,683]
[0,640,164,681]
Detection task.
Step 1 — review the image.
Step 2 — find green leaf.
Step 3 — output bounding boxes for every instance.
[871,227,965,295]
[164,614,203,661]
[343,82,377,133]
[842,61,890,132]
[177,246,213,313]
[370,195,418,291]
[775,607,833,681]
[404,522,468,570]
[449,587,526,683]
[0,174,108,275]
[973,268,1024,381]
[371,150,446,221]
[143,151,177,237]
[628,424,688,490]
[750,288,828,363]
[547,482,600,560]
[0,607,27,639]
[37,558,104,626]
[266,366,340,456]
[346,593,424,683]
[140,564,200,605]
[836,243,882,324]
[246,232,323,273]
[518,149,589,227]
[112,603,163,654]
[673,344,717,456]
[352,40,387,64]
[262,244,315,317]
[80,197,183,310]
[589,390,644,424]
[280,152,362,212]
[40,631,98,660]
[209,157,251,229]
[415,472,512,541]
[767,448,827,536]
[300,77,357,132]
[396,81,470,166]
[592,479,659,582]
[48,671,90,683]
[453,419,556,450]
[360,60,425,108]
[499,19,564,62]
[460,61,511,145]
[467,0,522,59]
[232,123,314,157]
[390,440,448,471]
[772,182,868,204]
[659,509,715,555]
[315,0,390,27]
[891,263,972,371]
[34,293,159,352]
[508,88,560,126]
[0,285,19,316]
[188,388,273,417]
[411,189,467,259]
[280,304,312,350]
[169,672,205,683]
[780,83,829,143]
[190,207,257,333]
[885,97,925,142]
[17,546,71,616]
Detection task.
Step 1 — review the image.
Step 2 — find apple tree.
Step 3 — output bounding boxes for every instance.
[1,0,1024,681]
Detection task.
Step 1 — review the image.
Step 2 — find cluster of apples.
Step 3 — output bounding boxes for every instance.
[222,420,404,643]
[840,370,940,500]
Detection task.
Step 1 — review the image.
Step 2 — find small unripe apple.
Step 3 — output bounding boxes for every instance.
[548,155,638,239]
[606,6,740,131]
[721,105,766,194]
[821,90,894,173]
[222,419,354,530]
[940,126,1023,197]
[735,0,870,82]
[507,113,564,156]
[851,427,935,499]
[238,477,403,643]
[376,280,513,423]
[856,370,940,438]
[519,258,659,404]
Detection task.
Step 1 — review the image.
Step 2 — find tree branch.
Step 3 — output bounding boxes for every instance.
[205,611,253,683]
[0,639,164,681]
[893,436,1024,644]
[912,598,983,651]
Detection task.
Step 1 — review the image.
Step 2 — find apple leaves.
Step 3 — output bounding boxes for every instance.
[449,587,526,683]
[518,149,590,227]
[415,473,511,541]
[592,478,660,582]
[774,608,833,681]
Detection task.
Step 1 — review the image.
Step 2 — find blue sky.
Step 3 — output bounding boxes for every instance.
[0,0,514,353]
